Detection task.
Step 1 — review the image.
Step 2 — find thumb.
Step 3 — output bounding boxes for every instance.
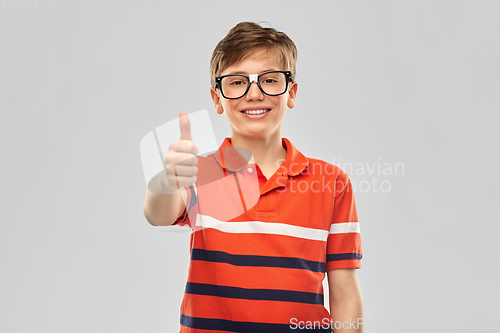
[179,112,192,141]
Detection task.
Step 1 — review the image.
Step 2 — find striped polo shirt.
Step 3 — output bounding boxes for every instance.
[173,137,362,333]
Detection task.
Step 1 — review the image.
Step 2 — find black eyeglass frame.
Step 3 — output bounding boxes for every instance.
[213,70,295,100]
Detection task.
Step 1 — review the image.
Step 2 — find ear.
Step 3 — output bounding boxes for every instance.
[287,81,298,109]
[210,87,224,114]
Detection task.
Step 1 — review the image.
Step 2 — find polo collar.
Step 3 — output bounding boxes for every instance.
[279,137,309,176]
[214,137,309,176]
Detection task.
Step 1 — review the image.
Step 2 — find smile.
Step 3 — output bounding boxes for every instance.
[241,109,271,115]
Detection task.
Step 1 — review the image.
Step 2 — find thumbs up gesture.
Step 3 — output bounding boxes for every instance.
[157,112,199,193]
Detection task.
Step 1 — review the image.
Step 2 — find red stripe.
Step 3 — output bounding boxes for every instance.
[191,228,327,262]
[188,260,325,293]
[181,294,329,324]
[326,233,362,255]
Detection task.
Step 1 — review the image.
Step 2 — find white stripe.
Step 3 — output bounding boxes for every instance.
[195,215,329,242]
[329,222,360,234]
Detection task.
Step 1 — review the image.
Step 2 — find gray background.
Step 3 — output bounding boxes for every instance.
[1,1,499,332]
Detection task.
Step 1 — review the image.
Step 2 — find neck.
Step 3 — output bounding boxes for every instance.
[230,131,286,169]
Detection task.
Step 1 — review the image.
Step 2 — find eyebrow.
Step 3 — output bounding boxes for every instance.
[227,69,281,75]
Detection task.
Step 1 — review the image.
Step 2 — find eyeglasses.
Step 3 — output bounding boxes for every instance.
[214,70,294,99]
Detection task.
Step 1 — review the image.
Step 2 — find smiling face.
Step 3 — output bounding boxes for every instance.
[210,48,298,141]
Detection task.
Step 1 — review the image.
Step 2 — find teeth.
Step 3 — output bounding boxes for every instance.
[242,109,270,115]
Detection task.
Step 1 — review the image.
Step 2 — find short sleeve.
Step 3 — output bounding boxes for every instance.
[172,185,197,229]
[326,173,362,271]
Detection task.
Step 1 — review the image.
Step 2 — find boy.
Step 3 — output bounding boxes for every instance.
[143,22,363,332]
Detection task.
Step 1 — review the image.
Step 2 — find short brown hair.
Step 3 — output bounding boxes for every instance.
[210,22,297,87]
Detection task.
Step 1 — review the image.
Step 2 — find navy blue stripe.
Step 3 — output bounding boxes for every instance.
[191,248,326,272]
[181,314,332,333]
[185,282,323,305]
[326,253,362,261]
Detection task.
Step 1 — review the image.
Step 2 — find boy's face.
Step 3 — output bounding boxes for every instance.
[210,48,298,140]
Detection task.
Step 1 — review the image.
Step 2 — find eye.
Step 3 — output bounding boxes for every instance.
[262,78,278,84]
[230,80,246,86]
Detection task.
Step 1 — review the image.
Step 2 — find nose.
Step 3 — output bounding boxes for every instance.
[245,81,264,101]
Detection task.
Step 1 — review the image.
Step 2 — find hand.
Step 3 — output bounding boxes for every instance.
[150,112,199,194]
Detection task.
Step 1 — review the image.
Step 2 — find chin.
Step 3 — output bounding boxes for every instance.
[243,127,276,138]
